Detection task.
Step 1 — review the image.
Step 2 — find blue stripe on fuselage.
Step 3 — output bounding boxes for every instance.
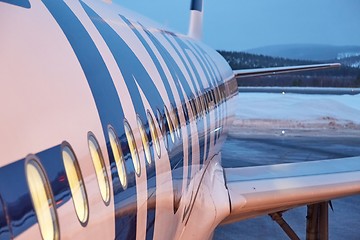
[185,41,221,144]
[0,145,70,238]
[0,0,30,8]
[192,43,226,139]
[41,0,138,238]
[118,15,170,238]
[138,27,197,200]
[80,1,189,237]
[162,34,210,165]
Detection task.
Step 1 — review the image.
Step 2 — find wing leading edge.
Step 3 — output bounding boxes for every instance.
[221,156,360,225]
[234,63,341,78]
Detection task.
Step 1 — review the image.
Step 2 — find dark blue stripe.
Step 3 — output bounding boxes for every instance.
[0,146,70,238]
[79,3,164,162]
[187,42,219,95]
[152,37,198,184]
[80,2,164,119]
[41,1,140,238]
[79,2,189,237]
[192,42,225,85]
[142,30,192,121]
[190,0,203,11]
[178,39,219,149]
[0,0,30,8]
[191,42,227,138]
[186,41,222,144]
[189,42,228,142]
[164,35,212,164]
[118,15,166,239]
[120,16,176,114]
[0,195,11,239]
[162,35,202,95]
[139,28,197,194]
[145,209,155,240]
[121,15,184,154]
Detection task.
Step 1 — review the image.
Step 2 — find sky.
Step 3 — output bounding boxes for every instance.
[117,0,360,51]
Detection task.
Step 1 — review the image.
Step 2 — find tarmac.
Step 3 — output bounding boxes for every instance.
[214,131,360,239]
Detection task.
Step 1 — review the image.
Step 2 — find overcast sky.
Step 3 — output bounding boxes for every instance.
[117,0,360,51]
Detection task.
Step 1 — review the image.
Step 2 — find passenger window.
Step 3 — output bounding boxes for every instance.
[205,93,210,111]
[137,116,152,165]
[88,133,110,205]
[196,96,202,118]
[157,109,168,150]
[188,98,196,119]
[208,91,212,104]
[201,94,207,114]
[191,99,197,118]
[214,88,220,106]
[108,126,127,189]
[26,157,59,240]
[124,120,141,177]
[164,106,175,143]
[62,143,89,225]
[147,111,161,158]
[171,105,181,138]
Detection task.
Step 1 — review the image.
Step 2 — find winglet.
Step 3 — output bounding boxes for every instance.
[188,0,204,40]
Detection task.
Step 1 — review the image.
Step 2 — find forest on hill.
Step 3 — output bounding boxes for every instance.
[218,50,360,88]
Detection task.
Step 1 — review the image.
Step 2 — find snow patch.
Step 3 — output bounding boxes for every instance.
[231,92,360,132]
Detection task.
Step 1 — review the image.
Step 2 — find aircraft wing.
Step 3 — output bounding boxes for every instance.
[221,156,360,224]
[234,63,340,78]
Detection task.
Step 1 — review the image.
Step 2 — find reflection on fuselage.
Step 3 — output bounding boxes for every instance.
[0,0,238,239]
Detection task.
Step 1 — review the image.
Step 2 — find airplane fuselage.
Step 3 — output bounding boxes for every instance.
[0,0,237,239]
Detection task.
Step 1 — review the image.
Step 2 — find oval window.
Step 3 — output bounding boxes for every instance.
[137,116,152,165]
[88,133,110,205]
[192,98,198,118]
[26,157,59,240]
[62,143,89,225]
[108,126,127,189]
[188,98,195,118]
[124,120,141,177]
[206,91,210,106]
[157,109,168,150]
[171,105,181,138]
[202,95,206,114]
[211,89,216,105]
[206,92,211,109]
[196,94,203,117]
[214,88,219,107]
[201,94,209,114]
[200,94,206,114]
[164,106,175,143]
[147,111,161,158]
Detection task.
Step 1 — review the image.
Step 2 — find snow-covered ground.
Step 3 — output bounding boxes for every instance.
[230,92,360,135]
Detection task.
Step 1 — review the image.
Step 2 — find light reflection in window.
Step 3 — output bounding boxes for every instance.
[137,116,152,165]
[164,106,175,143]
[88,133,110,205]
[147,111,161,158]
[157,109,168,150]
[26,157,59,240]
[124,120,141,177]
[108,126,127,189]
[62,144,89,225]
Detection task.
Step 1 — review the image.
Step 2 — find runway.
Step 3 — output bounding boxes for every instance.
[214,91,360,239]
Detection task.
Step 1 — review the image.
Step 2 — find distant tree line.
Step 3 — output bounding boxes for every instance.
[218,50,360,88]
